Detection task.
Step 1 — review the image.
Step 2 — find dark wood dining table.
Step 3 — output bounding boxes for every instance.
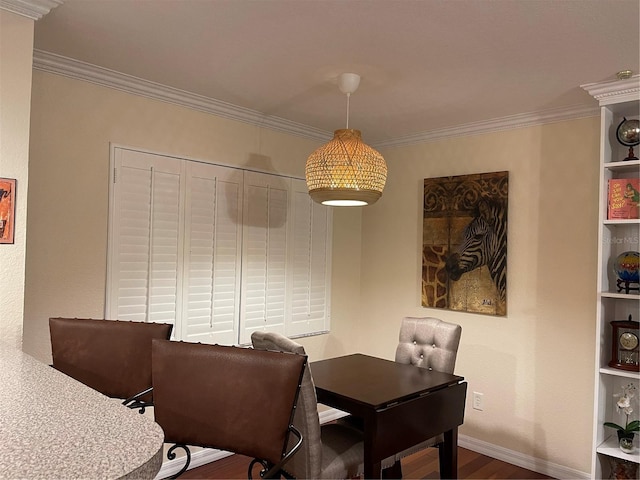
[311,353,467,479]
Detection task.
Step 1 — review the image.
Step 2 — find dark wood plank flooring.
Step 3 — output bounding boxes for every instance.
[180,447,554,479]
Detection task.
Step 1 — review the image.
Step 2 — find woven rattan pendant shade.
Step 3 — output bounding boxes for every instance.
[306,129,387,206]
[305,73,387,206]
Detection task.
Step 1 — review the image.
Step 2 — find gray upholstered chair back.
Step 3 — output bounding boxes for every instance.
[381,316,463,475]
[251,331,322,480]
[395,317,461,373]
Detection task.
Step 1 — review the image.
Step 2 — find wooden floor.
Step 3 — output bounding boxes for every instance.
[180,447,554,479]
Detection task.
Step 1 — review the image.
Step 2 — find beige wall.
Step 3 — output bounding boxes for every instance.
[25,69,600,474]
[358,118,600,473]
[0,10,34,349]
[24,71,362,363]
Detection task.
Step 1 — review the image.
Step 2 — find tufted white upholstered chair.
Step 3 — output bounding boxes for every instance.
[386,316,462,478]
[251,331,366,479]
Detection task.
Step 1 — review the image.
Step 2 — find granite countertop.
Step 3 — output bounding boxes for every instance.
[0,342,165,479]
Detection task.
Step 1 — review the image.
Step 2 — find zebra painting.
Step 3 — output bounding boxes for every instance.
[445,199,507,313]
[422,171,508,315]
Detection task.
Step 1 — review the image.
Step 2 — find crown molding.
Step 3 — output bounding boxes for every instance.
[581,75,640,106]
[33,49,601,149]
[32,50,332,143]
[0,0,62,20]
[371,104,599,149]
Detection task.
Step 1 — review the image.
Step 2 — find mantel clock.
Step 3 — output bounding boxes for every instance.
[609,315,640,371]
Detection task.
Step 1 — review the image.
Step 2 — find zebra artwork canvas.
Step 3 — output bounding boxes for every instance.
[422,171,508,316]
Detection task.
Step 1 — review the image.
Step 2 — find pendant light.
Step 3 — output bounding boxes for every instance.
[305,73,387,206]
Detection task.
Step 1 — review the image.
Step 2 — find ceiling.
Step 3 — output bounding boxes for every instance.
[32,0,640,144]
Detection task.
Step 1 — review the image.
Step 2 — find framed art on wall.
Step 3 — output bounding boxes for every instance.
[0,178,16,244]
[422,171,508,316]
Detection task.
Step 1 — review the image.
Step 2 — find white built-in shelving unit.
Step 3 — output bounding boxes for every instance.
[582,75,640,478]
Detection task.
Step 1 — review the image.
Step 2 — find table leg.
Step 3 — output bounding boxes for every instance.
[364,459,382,480]
[439,427,458,479]
[363,416,382,479]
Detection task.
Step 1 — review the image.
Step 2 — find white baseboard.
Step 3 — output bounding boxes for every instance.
[319,407,350,423]
[155,407,589,480]
[458,434,589,480]
[155,447,232,480]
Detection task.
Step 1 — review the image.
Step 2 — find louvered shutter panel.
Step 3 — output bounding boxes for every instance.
[181,162,243,344]
[239,171,289,344]
[107,148,183,330]
[287,179,331,336]
[108,147,332,344]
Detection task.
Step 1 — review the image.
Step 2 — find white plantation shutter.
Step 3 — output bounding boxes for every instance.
[239,171,289,344]
[107,148,183,330]
[181,162,243,345]
[287,179,331,336]
[107,147,331,345]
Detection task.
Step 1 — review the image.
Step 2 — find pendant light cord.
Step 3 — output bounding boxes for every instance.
[345,93,350,129]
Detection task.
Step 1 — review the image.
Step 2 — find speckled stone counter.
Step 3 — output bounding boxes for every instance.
[0,342,165,479]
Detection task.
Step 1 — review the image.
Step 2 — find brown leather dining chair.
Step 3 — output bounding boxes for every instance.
[49,317,173,411]
[251,331,366,480]
[151,339,307,479]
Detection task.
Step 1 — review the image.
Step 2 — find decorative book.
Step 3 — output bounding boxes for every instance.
[608,178,640,220]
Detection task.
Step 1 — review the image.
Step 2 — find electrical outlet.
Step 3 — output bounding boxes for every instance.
[473,391,484,411]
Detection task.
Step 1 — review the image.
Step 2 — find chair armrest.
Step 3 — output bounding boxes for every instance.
[122,386,154,414]
[250,425,303,479]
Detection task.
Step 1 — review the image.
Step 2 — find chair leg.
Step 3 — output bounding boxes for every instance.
[381,460,403,479]
[167,444,191,479]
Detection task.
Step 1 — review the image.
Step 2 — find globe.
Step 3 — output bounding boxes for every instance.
[616,118,640,161]
[614,251,639,284]
[617,118,640,147]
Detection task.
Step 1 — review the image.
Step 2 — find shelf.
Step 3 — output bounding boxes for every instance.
[605,159,640,172]
[599,366,640,379]
[600,292,640,300]
[597,434,640,463]
[603,219,640,225]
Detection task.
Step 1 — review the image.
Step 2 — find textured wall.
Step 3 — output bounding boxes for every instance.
[357,117,600,473]
[0,11,33,349]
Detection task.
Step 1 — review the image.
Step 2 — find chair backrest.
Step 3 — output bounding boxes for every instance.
[49,317,173,402]
[152,339,307,469]
[395,317,461,373]
[251,331,322,480]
